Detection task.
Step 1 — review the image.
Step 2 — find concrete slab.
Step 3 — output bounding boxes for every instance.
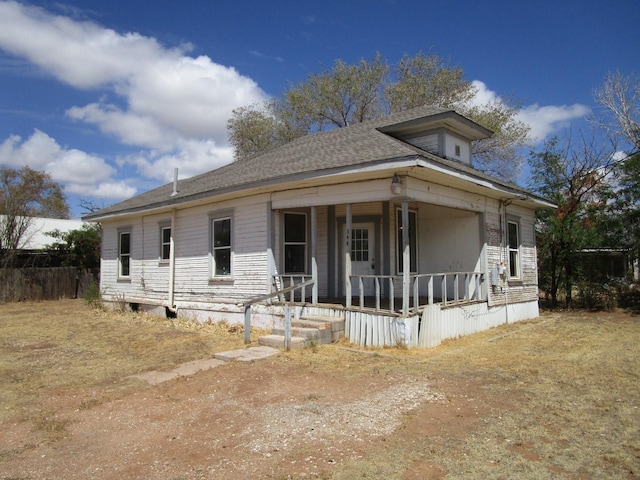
[173,358,225,375]
[215,345,280,362]
[129,347,277,385]
[257,334,308,349]
[130,370,180,386]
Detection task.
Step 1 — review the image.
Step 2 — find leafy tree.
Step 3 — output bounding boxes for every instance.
[283,53,389,131]
[529,135,616,307]
[0,166,69,265]
[592,72,640,278]
[227,52,531,181]
[227,101,307,160]
[46,223,101,269]
[385,51,475,112]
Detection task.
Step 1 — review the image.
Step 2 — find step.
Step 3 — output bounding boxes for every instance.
[298,315,345,342]
[299,315,345,332]
[272,326,332,344]
[258,334,308,349]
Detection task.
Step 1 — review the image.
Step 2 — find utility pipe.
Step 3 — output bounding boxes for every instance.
[168,208,177,310]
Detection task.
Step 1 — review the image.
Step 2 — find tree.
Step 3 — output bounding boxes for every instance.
[592,72,640,283]
[0,166,69,264]
[283,53,389,131]
[529,135,616,307]
[227,101,307,160]
[593,71,640,150]
[46,223,101,270]
[227,52,531,181]
[385,52,474,112]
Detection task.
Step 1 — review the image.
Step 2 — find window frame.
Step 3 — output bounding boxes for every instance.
[507,218,521,279]
[209,211,234,280]
[396,208,418,274]
[159,221,171,263]
[117,227,132,280]
[283,211,308,274]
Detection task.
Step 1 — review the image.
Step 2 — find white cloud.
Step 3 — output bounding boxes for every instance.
[122,139,235,183]
[0,0,267,201]
[469,80,591,143]
[0,129,134,200]
[517,103,592,142]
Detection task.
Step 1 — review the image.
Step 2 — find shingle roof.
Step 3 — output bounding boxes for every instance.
[84,105,542,220]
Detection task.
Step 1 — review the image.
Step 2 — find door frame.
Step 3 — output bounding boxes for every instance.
[337,215,381,297]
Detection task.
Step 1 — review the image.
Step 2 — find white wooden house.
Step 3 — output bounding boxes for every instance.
[84,105,554,348]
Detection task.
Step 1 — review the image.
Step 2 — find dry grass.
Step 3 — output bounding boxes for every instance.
[0,299,258,423]
[1,300,639,479]
[277,311,640,478]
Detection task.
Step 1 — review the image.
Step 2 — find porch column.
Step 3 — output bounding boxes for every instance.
[310,206,318,303]
[345,204,352,308]
[266,202,275,299]
[402,201,410,316]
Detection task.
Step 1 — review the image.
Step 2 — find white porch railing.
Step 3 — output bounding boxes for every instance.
[350,271,485,314]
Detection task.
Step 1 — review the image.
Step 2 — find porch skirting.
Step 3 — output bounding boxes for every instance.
[345,300,539,348]
[102,295,539,349]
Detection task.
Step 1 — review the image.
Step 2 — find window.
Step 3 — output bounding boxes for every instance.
[507,220,520,278]
[284,212,307,273]
[454,144,461,157]
[351,228,369,262]
[396,209,417,273]
[211,217,232,277]
[160,225,171,261]
[118,230,131,278]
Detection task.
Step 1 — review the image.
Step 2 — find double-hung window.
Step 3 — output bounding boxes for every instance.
[160,224,171,262]
[507,220,520,278]
[284,212,307,273]
[118,229,131,278]
[396,209,417,273]
[211,216,232,277]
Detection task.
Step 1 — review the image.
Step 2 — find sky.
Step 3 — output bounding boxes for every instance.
[0,0,638,217]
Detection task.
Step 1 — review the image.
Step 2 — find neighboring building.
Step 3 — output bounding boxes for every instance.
[84,105,554,348]
[18,217,85,250]
[0,216,84,265]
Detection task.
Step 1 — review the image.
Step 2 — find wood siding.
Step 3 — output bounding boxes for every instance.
[100,195,271,308]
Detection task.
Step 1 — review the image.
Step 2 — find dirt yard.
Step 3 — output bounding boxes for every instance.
[1,300,639,479]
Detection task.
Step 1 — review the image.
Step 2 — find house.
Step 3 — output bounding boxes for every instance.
[83,105,554,348]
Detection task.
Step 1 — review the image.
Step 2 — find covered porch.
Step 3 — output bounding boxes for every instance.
[258,191,507,348]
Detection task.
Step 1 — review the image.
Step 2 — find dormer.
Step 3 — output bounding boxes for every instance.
[377,110,493,166]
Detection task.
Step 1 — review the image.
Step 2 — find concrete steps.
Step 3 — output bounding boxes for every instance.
[258,315,345,349]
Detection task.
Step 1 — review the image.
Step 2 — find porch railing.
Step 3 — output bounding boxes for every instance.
[350,271,485,314]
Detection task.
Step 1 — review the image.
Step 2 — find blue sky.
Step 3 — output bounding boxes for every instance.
[0,0,638,217]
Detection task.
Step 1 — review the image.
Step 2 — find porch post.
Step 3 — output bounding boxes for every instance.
[310,206,318,303]
[402,201,410,316]
[345,204,352,308]
[266,202,275,299]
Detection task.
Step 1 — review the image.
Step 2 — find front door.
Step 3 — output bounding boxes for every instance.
[348,222,376,296]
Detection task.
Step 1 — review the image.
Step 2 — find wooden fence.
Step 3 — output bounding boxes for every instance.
[0,267,98,302]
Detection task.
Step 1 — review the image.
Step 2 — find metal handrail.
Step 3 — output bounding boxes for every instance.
[242,278,315,345]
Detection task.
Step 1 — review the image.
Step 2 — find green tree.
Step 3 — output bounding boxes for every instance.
[0,166,69,264]
[227,101,306,160]
[46,223,101,270]
[227,52,530,181]
[529,136,615,307]
[593,72,640,277]
[385,51,475,111]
